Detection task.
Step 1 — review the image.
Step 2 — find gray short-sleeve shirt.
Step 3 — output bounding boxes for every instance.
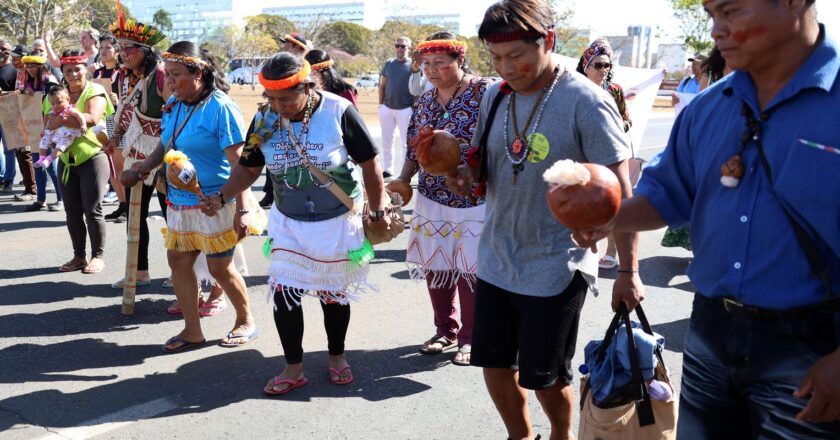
[381,58,414,110]
[473,69,631,297]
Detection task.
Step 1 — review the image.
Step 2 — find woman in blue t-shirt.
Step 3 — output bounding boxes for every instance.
[122,41,257,353]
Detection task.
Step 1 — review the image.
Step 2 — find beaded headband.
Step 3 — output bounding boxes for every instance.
[284,34,309,51]
[310,59,334,71]
[417,39,467,56]
[162,52,208,69]
[59,55,89,65]
[484,30,546,43]
[259,61,312,91]
[21,55,46,65]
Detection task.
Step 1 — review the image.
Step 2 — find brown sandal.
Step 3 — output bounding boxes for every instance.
[59,258,88,272]
[419,336,456,354]
[82,257,105,274]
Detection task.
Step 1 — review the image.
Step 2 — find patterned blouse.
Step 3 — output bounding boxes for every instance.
[406,77,491,208]
[606,82,632,133]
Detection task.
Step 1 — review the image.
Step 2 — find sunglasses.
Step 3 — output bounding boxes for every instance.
[591,62,612,70]
[395,44,406,48]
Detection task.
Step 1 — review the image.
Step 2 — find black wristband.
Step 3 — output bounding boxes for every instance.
[617,269,638,274]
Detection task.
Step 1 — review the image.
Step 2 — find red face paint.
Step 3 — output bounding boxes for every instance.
[732,26,767,44]
[517,63,533,74]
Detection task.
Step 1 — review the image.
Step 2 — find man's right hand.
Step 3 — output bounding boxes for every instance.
[570,216,617,252]
[444,164,475,197]
[671,94,680,106]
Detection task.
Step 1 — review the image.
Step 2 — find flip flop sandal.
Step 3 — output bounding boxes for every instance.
[598,255,618,270]
[161,336,207,353]
[219,328,259,347]
[328,365,354,385]
[166,297,206,315]
[82,259,105,274]
[264,376,308,395]
[452,345,472,366]
[162,277,174,288]
[419,336,457,354]
[199,299,228,317]
[59,260,87,272]
[110,278,152,289]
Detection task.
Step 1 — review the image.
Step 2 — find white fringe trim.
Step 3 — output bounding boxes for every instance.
[266,275,376,311]
[406,263,477,290]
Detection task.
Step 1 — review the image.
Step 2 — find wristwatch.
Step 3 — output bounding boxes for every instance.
[369,209,385,222]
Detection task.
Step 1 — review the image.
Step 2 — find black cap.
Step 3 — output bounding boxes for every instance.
[10,44,27,58]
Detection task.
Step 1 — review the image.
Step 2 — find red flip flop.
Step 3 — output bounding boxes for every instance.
[264,376,308,395]
[328,366,354,385]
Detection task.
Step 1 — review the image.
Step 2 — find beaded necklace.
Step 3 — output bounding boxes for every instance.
[503,67,561,184]
[431,71,465,122]
[276,90,316,190]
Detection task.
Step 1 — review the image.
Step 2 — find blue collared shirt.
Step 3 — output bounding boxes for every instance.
[636,25,840,310]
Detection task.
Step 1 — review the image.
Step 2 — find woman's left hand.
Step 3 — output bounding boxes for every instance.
[365,210,397,243]
[198,193,222,217]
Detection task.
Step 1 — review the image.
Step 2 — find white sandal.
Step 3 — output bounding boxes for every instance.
[598,255,618,269]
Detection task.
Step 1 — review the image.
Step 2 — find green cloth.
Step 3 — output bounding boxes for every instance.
[661,226,692,251]
[43,81,115,182]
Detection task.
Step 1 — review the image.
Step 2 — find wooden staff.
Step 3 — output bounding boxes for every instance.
[121,181,144,315]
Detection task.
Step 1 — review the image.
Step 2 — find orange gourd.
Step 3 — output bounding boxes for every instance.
[543,160,621,230]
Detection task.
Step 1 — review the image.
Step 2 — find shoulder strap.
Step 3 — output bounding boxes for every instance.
[745,103,834,300]
[477,88,507,182]
[281,118,360,214]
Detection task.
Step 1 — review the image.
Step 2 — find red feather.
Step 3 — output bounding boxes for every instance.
[117,0,126,28]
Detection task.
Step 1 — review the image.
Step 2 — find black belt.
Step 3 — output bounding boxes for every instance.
[717,296,840,321]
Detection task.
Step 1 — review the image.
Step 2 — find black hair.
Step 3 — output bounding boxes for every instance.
[422,31,473,74]
[165,41,230,93]
[701,46,727,84]
[48,83,68,97]
[262,52,316,93]
[98,33,119,50]
[478,0,555,46]
[304,50,356,96]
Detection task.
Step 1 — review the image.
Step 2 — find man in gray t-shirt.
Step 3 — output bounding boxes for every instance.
[377,36,414,178]
[447,1,643,438]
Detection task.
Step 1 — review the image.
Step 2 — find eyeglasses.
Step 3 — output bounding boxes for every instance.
[591,62,612,70]
[395,44,406,48]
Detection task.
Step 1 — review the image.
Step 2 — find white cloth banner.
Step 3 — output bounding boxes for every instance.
[673,92,697,116]
[554,54,665,154]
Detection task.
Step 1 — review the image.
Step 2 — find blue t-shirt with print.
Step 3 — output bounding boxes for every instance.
[161,90,246,207]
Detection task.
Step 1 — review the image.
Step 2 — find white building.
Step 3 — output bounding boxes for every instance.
[123,0,261,43]
[262,0,385,30]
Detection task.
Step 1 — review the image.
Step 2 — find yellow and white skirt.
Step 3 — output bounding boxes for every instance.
[164,204,238,255]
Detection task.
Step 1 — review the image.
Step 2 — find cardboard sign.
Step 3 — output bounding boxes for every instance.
[92,78,114,107]
[0,92,26,150]
[18,92,45,146]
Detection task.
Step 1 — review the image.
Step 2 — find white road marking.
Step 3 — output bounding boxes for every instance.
[31,397,177,440]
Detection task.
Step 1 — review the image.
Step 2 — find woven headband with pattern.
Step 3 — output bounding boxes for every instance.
[417,39,467,56]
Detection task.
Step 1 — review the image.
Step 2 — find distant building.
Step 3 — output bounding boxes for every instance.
[123,0,261,43]
[603,25,654,68]
[263,0,385,30]
[653,43,689,79]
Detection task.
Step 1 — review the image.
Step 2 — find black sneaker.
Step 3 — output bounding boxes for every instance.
[105,203,126,221]
[0,182,12,193]
[383,171,393,179]
[114,213,127,223]
[24,201,45,212]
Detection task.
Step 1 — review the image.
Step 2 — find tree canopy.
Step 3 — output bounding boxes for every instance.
[0,0,133,47]
[670,0,714,53]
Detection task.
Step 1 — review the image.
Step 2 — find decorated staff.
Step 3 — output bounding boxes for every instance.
[108,8,168,314]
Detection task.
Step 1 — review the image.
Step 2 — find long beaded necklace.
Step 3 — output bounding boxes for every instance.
[503,67,561,184]
[276,90,316,190]
[432,72,465,122]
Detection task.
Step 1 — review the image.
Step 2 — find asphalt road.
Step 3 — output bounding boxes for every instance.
[0,114,694,439]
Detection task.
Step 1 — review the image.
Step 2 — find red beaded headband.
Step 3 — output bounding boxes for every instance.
[417,39,467,56]
[59,55,89,65]
[484,30,546,43]
[259,61,312,90]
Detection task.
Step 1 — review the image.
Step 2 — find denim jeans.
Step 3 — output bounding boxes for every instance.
[31,151,62,203]
[2,148,14,183]
[678,293,840,439]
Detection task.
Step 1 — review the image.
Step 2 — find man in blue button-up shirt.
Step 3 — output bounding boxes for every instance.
[574,0,840,437]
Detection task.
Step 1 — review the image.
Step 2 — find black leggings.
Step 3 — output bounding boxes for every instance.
[273,289,351,365]
[124,183,168,271]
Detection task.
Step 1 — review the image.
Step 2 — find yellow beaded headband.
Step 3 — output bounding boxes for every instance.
[21,55,46,65]
[162,52,208,69]
[310,60,334,71]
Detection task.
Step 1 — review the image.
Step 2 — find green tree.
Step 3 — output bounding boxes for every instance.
[0,0,133,47]
[369,20,445,67]
[321,21,372,56]
[244,14,296,48]
[87,0,134,34]
[152,8,173,34]
[670,0,713,53]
